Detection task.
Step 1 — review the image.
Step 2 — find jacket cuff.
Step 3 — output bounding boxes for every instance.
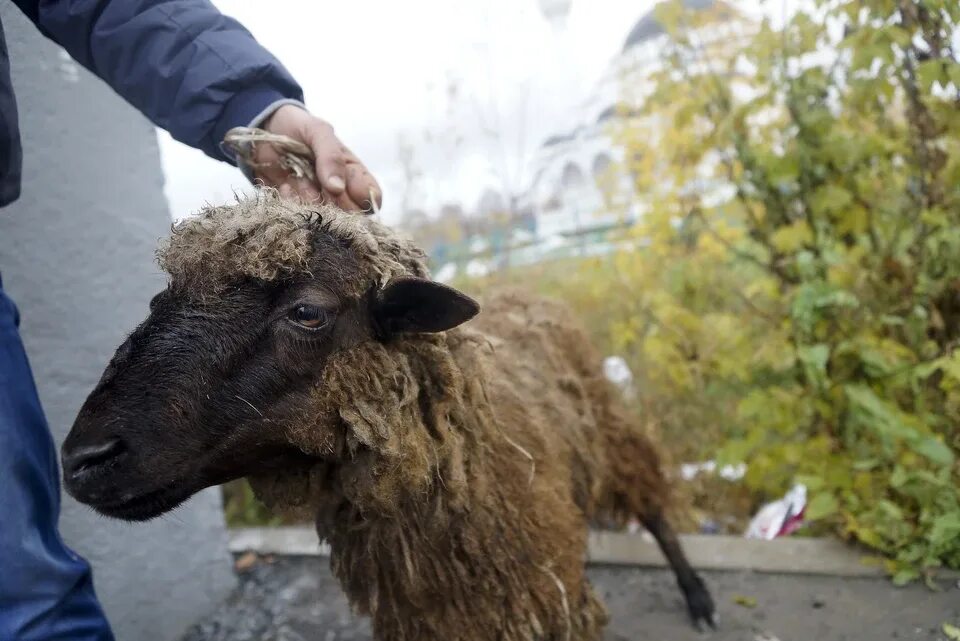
[212,86,304,165]
[248,98,307,129]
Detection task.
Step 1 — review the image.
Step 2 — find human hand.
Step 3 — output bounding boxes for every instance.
[254,105,382,211]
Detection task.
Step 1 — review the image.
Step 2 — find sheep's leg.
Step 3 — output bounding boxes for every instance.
[585,365,716,630]
[640,510,716,630]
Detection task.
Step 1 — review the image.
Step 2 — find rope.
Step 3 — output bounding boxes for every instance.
[222,126,317,182]
[222,127,381,215]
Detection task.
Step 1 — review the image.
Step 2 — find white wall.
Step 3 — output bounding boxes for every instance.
[0,6,235,640]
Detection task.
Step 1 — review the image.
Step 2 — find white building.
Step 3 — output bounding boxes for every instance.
[430,0,756,279]
[522,0,754,261]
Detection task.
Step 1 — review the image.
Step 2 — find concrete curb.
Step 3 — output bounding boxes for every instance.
[228,527,891,577]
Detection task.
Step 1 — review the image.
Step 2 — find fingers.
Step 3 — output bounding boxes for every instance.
[306,127,380,212]
[307,125,348,198]
[255,105,383,212]
[292,176,320,203]
[344,158,383,213]
[278,183,296,200]
[273,175,360,210]
[252,140,324,205]
[307,133,373,212]
[334,191,364,212]
[277,179,350,209]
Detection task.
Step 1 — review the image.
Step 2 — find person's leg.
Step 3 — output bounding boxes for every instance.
[0,276,114,641]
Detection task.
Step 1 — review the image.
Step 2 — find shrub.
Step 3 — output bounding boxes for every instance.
[596,0,960,582]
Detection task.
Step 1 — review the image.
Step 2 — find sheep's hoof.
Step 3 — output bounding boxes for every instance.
[684,575,717,632]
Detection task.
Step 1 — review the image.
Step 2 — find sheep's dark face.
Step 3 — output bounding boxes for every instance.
[61,235,478,522]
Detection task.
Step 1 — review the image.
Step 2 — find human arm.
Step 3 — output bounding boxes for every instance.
[11,0,380,209]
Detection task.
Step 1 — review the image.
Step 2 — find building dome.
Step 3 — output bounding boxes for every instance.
[621,0,733,52]
[538,0,573,27]
[595,103,641,124]
[542,133,572,148]
[596,104,618,124]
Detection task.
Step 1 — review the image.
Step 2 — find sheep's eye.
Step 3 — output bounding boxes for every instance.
[288,304,331,330]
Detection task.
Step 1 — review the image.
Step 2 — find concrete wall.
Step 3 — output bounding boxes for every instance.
[0,6,235,641]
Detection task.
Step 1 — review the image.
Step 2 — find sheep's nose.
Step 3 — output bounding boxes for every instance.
[62,437,127,488]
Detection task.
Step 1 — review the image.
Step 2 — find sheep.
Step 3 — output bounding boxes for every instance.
[61,188,715,641]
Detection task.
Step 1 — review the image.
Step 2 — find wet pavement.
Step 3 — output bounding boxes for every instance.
[182,555,960,641]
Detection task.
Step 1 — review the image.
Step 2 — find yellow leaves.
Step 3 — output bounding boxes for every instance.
[835,203,869,236]
[643,334,695,391]
[939,350,960,386]
[942,623,960,641]
[647,220,679,248]
[611,248,646,282]
[710,216,746,244]
[736,387,808,435]
[771,220,813,253]
[732,595,758,608]
[811,184,854,218]
[854,527,889,552]
[591,0,960,577]
[826,245,866,289]
[916,59,960,93]
[610,319,640,353]
[845,334,916,378]
[752,331,796,372]
[807,492,839,520]
[651,0,685,36]
[852,471,875,498]
[743,275,780,302]
[704,313,755,381]
[696,231,728,260]
[656,302,702,336]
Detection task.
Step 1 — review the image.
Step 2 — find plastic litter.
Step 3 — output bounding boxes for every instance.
[679,460,747,481]
[603,356,634,398]
[744,484,807,539]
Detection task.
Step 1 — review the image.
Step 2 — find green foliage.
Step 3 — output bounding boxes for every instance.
[228,0,960,571]
[222,480,282,527]
[601,0,960,578]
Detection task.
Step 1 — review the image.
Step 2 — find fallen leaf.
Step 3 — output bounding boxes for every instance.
[943,622,960,640]
[234,551,258,572]
[733,594,758,608]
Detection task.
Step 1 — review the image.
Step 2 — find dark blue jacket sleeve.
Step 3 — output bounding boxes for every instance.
[12,0,304,163]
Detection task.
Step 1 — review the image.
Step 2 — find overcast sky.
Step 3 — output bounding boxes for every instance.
[156,0,660,222]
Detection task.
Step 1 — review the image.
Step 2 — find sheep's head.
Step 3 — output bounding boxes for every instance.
[61,190,478,521]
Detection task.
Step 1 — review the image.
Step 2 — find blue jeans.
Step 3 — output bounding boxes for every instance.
[0,276,113,640]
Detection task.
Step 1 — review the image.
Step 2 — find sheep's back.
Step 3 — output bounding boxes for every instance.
[469,288,604,387]
[455,288,611,515]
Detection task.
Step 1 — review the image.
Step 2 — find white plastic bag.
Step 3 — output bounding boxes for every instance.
[603,356,635,399]
[744,484,807,539]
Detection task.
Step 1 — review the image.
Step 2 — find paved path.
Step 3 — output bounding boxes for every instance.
[182,556,960,641]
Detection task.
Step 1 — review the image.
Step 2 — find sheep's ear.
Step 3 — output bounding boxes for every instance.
[373,277,480,336]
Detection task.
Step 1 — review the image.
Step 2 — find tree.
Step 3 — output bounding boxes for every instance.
[396,133,423,218]
[612,0,960,580]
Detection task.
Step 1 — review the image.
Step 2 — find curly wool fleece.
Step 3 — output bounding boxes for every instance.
[154,189,678,641]
[157,188,428,292]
